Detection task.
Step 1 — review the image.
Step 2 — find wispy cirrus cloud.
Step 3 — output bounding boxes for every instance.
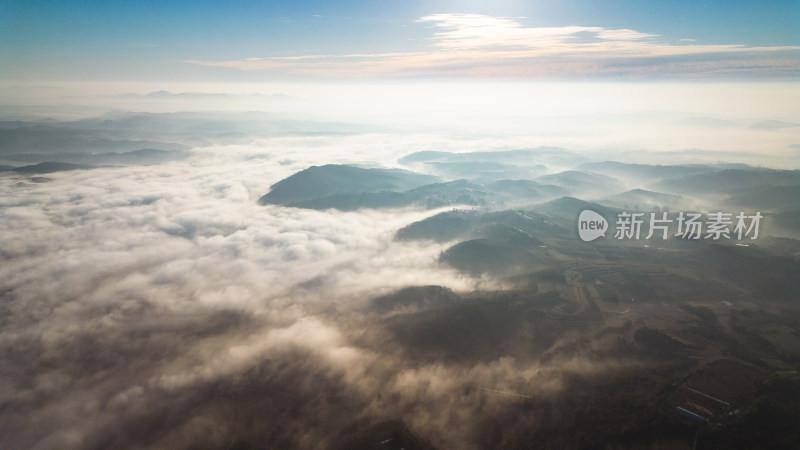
[417,14,656,50]
[186,13,800,78]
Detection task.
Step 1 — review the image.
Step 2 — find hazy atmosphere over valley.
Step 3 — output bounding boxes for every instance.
[1,1,799,449]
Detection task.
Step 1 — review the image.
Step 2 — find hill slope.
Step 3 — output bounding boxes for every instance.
[258,164,440,206]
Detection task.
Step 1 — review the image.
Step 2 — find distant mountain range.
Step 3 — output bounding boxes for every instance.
[653,168,800,196]
[749,119,800,130]
[0,123,188,155]
[1,149,189,166]
[262,160,800,240]
[0,112,377,163]
[399,147,587,166]
[598,188,691,211]
[535,170,625,197]
[398,148,588,181]
[0,162,96,174]
[577,161,716,182]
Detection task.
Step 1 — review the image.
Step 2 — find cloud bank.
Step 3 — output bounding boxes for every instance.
[0,135,524,448]
[186,13,800,78]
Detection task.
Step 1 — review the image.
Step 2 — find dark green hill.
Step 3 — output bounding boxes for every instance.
[258,164,440,206]
[398,147,582,166]
[370,285,459,314]
[529,196,619,225]
[396,209,481,242]
[397,209,567,243]
[5,162,95,174]
[487,179,569,200]
[285,179,489,211]
[653,168,800,196]
[261,169,569,211]
[422,160,548,181]
[599,188,689,210]
[578,161,716,182]
[440,233,547,276]
[535,170,625,196]
[398,147,587,180]
[725,185,800,211]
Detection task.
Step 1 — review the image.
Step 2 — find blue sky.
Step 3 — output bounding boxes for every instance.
[1,0,799,82]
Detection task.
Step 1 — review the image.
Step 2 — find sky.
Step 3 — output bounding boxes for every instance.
[0,1,798,165]
[1,0,799,83]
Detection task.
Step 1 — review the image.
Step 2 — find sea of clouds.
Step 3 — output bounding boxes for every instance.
[1,132,565,448]
[2,80,798,448]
